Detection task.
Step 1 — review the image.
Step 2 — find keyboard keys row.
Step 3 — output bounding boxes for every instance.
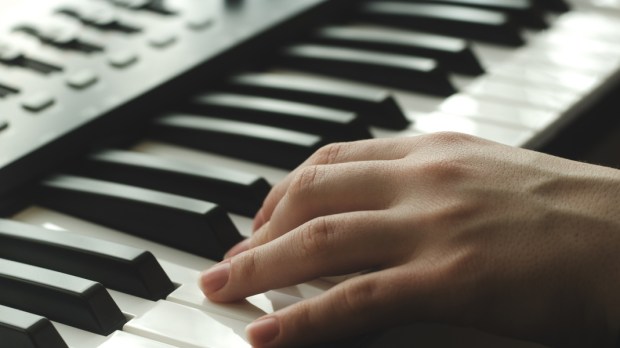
[279,44,456,96]
[70,149,271,216]
[0,218,175,301]
[358,2,525,46]
[187,92,371,141]
[227,72,410,130]
[38,175,244,260]
[0,257,126,335]
[0,304,68,348]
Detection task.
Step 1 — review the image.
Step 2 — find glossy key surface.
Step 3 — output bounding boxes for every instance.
[358,2,524,46]
[227,72,410,129]
[0,219,175,300]
[311,26,484,75]
[71,149,271,216]
[279,44,456,95]
[37,175,243,260]
[151,114,326,170]
[186,93,372,141]
[0,258,126,335]
[0,305,68,348]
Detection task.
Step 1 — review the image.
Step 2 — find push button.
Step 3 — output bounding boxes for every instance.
[0,118,8,132]
[67,69,98,89]
[187,16,214,30]
[109,50,139,68]
[149,33,177,48]
[22,92,55,112]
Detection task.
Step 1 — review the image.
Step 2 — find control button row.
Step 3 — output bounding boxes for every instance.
[15,24,104,53]
[57,5,142,33]
[0,42,63,74]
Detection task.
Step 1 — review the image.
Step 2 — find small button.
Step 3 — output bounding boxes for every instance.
[81,8,117,26]
[0,118,8,131]
[112,0,150,9]
[22,92,55,112]
[0,43,22,63]
[149,33,177,48]
[187,16,214,30]
[109,51,139,68]
[67,69,98,89]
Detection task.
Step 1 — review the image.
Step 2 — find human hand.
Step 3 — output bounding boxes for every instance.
[200,132,620,348]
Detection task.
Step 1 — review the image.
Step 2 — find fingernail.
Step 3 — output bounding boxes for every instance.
[224,239,250,259]
[246,316,279,346]
[199,261,230,294]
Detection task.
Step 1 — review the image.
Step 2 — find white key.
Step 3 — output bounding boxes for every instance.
[409,112,534,147]
[99,331,178,348]
[124,300,250,348]
[489,63,602,96]
[52,322,108,348]
[466,78,580,113]
[438,94,558,131]
[161,260,290,323]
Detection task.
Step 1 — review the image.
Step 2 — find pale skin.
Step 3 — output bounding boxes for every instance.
[199,132,620,348]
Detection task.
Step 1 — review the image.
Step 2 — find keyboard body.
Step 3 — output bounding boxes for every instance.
[1,0,620,347]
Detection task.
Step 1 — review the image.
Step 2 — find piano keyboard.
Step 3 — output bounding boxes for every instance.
[2,0,620,346]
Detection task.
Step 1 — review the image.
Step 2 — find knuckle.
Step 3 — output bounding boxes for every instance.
[233,249,260,281]
[339,280,379,315]
[298,217,334,257]
[288,165,323,198]
[417,157,470,183]
[311,142,345,165]
[428,131,478,147]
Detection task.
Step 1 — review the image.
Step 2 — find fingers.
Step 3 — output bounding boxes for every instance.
[253,138,414,231]
[202,211,405,302]
[252,160,402,248]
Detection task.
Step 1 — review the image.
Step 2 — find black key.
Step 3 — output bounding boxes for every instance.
[71,149,271,216]
[185,93,371,141]
[400,0,548,28]
[37,175,243,261]
[310,26,484,75]
[358,2,524,46]
[0,258,126,335]
[227,72,410,130]
[0,305,68,348]
[0,219,175,301]
[151,114,326,170]
[279,44,456,96]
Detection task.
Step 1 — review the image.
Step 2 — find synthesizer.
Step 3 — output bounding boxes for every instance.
[1,0,620,347]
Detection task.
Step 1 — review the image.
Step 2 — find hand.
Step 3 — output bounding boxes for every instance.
[199,132,620,348]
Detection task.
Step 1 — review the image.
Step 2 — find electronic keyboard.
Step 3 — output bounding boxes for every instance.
[1,0,619,346]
